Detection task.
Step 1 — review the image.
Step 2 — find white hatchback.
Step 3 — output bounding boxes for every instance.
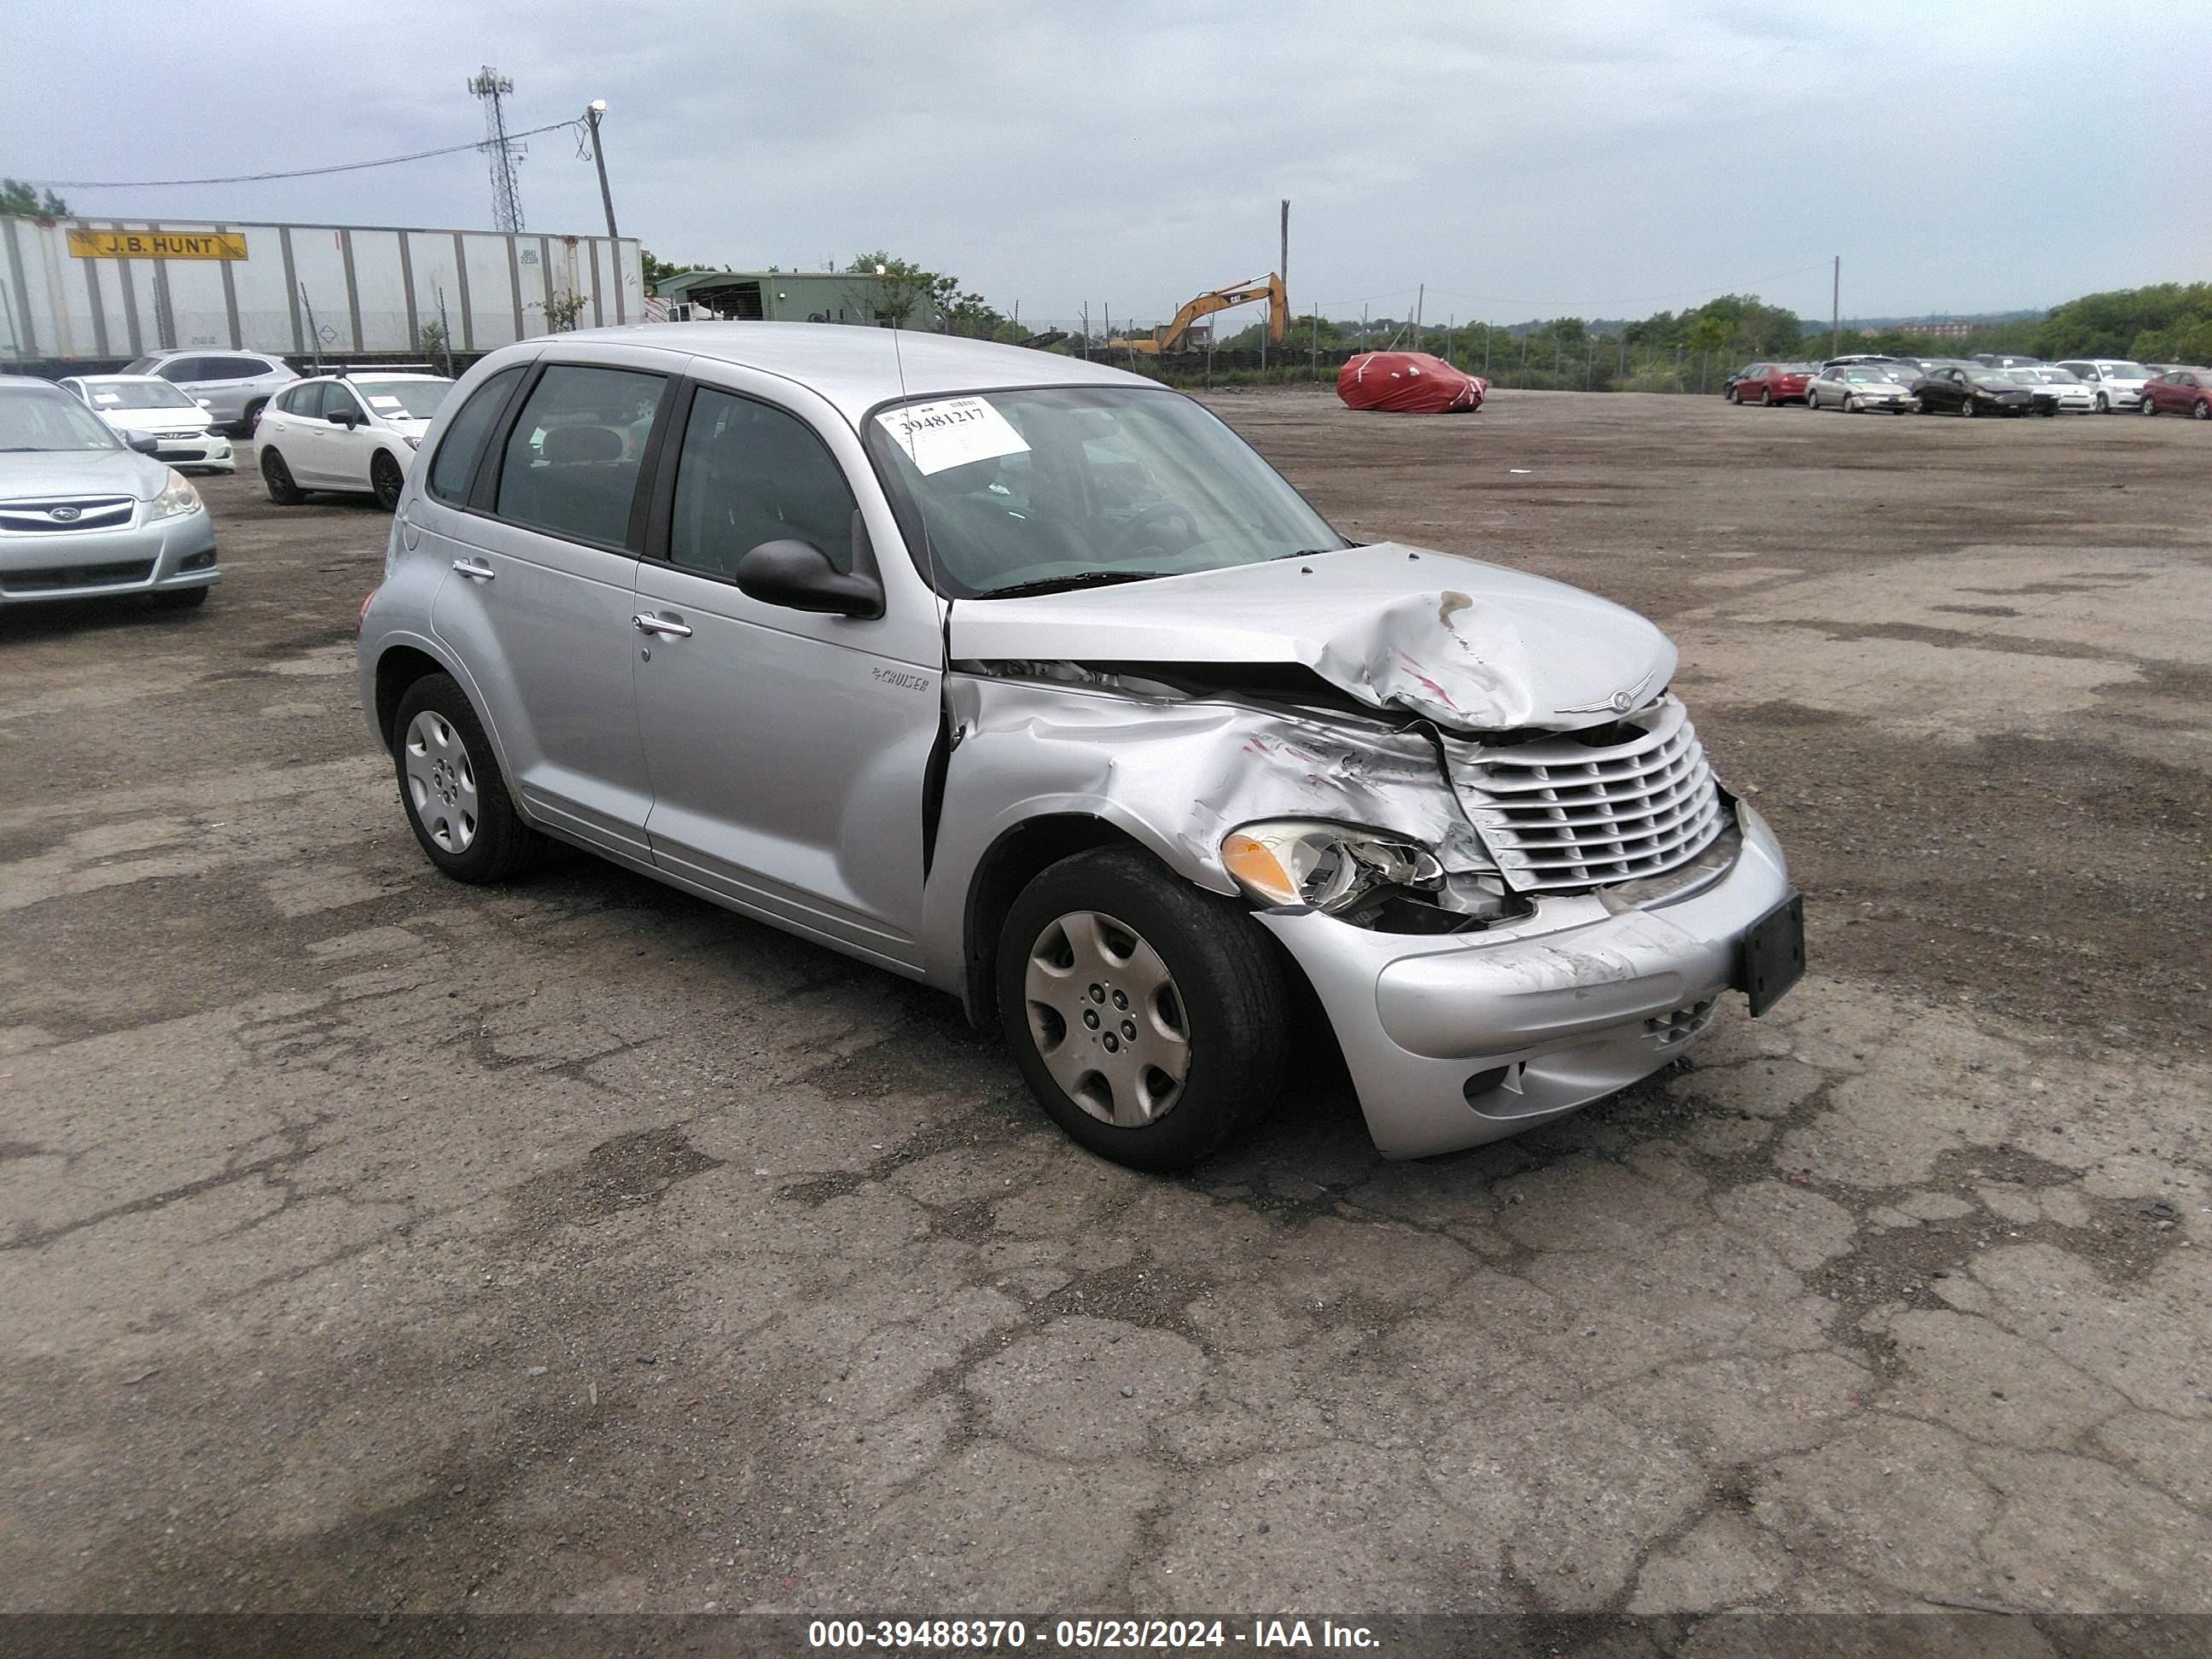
[254,372,456,511]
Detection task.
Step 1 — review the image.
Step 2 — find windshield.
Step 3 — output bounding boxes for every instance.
[1967,373,2016,390]
[1840,368,1901,383]
[0,388,125,452]
[79,379,199,410]
[119,356,161,376]
[865,386,1348,599]
[353,379,453,420]
[2029,368,2082,384]
[2099,362,2145,378]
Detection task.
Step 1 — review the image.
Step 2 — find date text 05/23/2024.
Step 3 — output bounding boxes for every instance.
[806,1619,1382,1650]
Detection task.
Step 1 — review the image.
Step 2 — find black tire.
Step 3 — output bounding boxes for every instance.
[2139,397,2157,416]
[148,585,209,610]
[237,399,266,439]
[1726,386,1739,404]
[2094,393,2109,413]
[261,448,304,504]
[1959,399,1977,418]
[391,672,544,883]
[2195,399,2209,422]
[1759,387,1773,406]
[996,847,1289,1172]
[371,450,405,512]
[1843,393,1858,414]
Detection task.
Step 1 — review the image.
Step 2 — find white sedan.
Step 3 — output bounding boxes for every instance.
[253,372,456,510]
[2005,365,2098,413]
[55,375,236,472]
[1805,364,1918,413]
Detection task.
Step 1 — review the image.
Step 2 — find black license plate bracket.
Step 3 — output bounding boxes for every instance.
[1738,892,1806,1018]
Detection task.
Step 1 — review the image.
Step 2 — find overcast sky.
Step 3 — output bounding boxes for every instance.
[17,1,2210,328]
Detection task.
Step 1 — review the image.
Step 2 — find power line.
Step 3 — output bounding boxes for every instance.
[26,121,582,191]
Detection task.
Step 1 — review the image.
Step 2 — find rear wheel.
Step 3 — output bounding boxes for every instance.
[370,451,405,512]
[1726,386,1739,404]
[996,847,1289,1172]
[1759,387,1773,406]
[238,399,266,439]
[261,448,304,504]
[392,672,544,883]
[2094,393,2109,413]
[1959,399,1977,418]
[2195,399,2210,421]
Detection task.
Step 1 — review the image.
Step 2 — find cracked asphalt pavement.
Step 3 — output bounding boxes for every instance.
[3,390,2208,1617]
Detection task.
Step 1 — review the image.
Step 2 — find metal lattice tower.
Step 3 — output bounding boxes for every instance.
[468,67,526,232]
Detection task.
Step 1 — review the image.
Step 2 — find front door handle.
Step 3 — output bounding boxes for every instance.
[633,612,692,637]
[451,558,496,581]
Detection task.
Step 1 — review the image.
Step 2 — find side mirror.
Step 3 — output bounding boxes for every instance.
[327,410,358,428]
[125,432,162,455]
[195,398,213,410]
[733,538,883,619]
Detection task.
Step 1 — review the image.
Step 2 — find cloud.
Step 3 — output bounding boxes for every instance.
[16,0,2211,325]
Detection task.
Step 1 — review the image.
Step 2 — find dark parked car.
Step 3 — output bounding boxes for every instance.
[2139,367,2212,419]
[1726,363,1814,405]
[1971,353,2045,370]
[1912,366,2052,417]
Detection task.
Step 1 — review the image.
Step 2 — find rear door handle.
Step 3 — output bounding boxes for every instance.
[633,613,692,637]
[451,558,495,580]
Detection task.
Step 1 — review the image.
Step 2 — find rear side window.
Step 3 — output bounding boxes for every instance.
[287,382,327,418]
[155,358,206,382]
[492,364,664,549]
[427,365,525,504]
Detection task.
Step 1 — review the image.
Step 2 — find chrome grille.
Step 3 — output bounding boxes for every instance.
[1447,696,1726,894]
[0,496,137,534]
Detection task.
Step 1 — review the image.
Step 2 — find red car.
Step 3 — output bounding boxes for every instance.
[2139,367,2212,419]
[1727,362,1813,405]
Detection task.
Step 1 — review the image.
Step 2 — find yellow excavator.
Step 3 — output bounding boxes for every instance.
[1114,273,1288,355]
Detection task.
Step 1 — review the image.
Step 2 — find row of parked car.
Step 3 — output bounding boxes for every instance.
[0,354,458,610]
[1725,352,2212,420]
[52,350,459,508]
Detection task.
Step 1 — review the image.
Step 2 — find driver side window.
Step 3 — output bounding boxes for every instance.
[667,387,860,579]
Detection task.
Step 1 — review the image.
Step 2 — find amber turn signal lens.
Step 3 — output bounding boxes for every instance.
[1220,831,1301,906]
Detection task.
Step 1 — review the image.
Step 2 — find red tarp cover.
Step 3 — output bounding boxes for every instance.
[1336,352,1487,413]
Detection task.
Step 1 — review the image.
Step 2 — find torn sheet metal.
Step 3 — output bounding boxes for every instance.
[944,542,1676,733]
[940,670,1493,891]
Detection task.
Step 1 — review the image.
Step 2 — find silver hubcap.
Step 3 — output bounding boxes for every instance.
[1022,910,1190,1127]
[404,710,479,853]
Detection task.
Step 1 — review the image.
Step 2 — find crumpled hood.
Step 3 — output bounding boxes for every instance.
[949,542,1677,731]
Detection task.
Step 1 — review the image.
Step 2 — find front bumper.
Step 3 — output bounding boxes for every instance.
[0,506,220,604]
[1257,802,1794,1157]
[148,433,236,470]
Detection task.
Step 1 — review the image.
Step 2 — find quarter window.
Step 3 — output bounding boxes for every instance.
[287,382,328,419]
[492,364,664,547]
[667,387,861,578]
[427,365,526,504]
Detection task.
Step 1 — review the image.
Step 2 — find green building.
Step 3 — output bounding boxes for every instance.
[650,270,938,329]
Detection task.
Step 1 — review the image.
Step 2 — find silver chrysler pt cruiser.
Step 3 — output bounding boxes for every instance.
[356,325,1802,1170]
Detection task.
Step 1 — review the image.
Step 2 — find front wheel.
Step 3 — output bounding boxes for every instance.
[261,448,304,504]
[1960,399,1977,418]
[1843,393,1859,414]
[370,451,405,512]
[2139,397,2157,416]
[2195,399,2210,422]
[2094,393,2109,413]
[997,847,1289,1172]
[391,672,544,883]
[1760,387,1773,406]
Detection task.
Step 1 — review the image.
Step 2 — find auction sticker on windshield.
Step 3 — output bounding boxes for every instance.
[876,396,1030,475]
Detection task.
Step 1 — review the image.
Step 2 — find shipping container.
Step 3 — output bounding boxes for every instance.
[0,216,644,371]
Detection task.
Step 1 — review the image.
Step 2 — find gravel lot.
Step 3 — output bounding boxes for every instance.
[3,388,2208,1620]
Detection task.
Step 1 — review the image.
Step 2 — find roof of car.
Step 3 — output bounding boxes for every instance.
[511,322,1150,424]
[0,374,73,392]
[300,371,452,382]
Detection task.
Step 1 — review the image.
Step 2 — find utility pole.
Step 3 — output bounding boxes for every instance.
[584,100,618,240]
[1311,312,1318,379]
[469,67,526,232]
[1831,254,1841,357]
[1080,302,1090,358]
[1279,198,1289,294]
[1361,305,1368,350]
[1483,322,1491,375]
[1415,283,1424,354]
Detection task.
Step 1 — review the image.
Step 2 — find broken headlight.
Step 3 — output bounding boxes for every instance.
[1220,820,1445,914]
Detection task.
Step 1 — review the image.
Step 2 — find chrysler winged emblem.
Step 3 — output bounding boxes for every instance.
[1556,667,1656,719]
